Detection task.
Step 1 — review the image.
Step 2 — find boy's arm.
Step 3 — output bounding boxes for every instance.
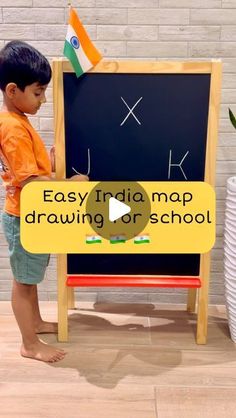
[20,141,89,185]
[1,125,89,188]
[49,145,55,172]
[20,173,89,187]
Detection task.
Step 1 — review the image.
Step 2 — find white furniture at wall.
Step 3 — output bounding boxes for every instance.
[224,176,236,342]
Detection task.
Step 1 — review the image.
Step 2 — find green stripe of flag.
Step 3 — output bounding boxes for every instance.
[134,239,150,244]
[63,40,83,77]
[110,239,126,244]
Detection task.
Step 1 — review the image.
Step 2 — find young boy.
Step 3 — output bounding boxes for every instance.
[0,41,87,363]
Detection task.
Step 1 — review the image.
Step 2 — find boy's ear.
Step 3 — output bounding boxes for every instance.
[5,83,18,99]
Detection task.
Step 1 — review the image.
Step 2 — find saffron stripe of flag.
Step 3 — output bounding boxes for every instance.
[134,234,150,244]
[110,235,126,244]
[86,235,102,244]
[64,7,102,78]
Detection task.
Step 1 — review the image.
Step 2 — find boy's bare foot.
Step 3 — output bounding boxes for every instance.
[20,340,66,363]
[35,321,58,334]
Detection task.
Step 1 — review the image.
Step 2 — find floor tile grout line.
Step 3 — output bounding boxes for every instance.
[148,316,153,345]
[154,386,159,418]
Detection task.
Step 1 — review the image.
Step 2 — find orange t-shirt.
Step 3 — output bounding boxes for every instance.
[0,112,51,217]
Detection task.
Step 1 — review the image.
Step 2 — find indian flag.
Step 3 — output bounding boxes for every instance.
[110,234,126,244]
[64,7,102,78]
[86,235,102,244]
[134,234,150,244]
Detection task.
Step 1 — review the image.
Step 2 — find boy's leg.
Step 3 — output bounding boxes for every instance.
[11,278,66,362]
[31,285,57,334]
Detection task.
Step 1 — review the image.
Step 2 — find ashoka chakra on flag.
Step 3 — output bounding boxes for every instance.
[70,36,80,49]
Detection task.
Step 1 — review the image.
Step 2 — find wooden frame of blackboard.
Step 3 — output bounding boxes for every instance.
[52,58,222,344]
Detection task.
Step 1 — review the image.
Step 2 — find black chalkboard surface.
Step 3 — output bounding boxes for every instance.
[63,72,211,276]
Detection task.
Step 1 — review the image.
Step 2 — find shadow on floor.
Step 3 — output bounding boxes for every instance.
[41,303,234,389]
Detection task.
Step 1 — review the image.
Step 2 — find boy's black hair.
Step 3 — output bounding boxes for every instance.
[0,40,51,91]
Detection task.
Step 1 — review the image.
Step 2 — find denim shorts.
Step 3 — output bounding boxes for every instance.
[1,212,50,285]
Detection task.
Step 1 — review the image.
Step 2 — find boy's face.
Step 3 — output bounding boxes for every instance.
[6,81,48,115]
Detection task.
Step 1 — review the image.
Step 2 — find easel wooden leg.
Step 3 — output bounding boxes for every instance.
[68,287,75,309]
[58,287,68,342]
[57,254,68,342]
[197,285,208,344]
[196,253,210,345]
[187,288,197,313]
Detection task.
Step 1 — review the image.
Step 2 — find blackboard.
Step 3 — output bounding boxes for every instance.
[53,60,222,343]
[63,71,211,277]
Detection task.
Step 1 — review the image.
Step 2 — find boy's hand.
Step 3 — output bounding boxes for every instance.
[49,145,55,172]
[70,174,89,182]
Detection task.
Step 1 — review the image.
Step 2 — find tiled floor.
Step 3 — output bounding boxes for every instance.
[0,301,236,418]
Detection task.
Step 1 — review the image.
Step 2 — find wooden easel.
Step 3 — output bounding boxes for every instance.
[53,59,222,344]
